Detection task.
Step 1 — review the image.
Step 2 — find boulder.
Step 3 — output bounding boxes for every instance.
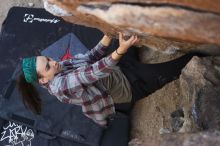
[131,56,220,145]
[43,0,220,54]
[179,56,220,132]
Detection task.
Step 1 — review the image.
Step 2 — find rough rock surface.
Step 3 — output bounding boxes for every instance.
[134,130,220,146]
[179,56,220,132]
[44,0,220,54]
[131,56,220,146]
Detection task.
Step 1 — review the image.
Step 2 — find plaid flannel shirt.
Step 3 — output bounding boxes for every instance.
[46,42,118,126]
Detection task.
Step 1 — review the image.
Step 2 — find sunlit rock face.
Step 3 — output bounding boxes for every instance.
[44,0,220,55]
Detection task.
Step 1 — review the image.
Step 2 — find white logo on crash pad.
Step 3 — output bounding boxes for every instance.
[0,121,34,146]
[23,13,60,23]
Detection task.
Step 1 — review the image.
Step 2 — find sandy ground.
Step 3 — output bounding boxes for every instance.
[0,0,182,144]
[131,80,181,140]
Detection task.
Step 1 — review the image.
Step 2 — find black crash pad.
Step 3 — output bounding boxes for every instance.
[0,7,129,146]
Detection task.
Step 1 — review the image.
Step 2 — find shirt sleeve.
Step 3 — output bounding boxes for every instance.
[75,55,118,85]
[85,42,108,63]
[49,55,118,97]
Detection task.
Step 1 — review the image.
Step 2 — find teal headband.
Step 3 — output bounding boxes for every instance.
[22,57,37,83]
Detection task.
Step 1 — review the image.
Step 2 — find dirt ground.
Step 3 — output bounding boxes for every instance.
[0,0,183,144]
[130,79,181,141]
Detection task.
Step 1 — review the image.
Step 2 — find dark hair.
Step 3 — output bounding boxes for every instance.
[17,73,42,114]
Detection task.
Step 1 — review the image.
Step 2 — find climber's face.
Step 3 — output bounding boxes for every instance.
[36,56,62,84]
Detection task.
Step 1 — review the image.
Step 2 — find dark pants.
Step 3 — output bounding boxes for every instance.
[115,46,199,113]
